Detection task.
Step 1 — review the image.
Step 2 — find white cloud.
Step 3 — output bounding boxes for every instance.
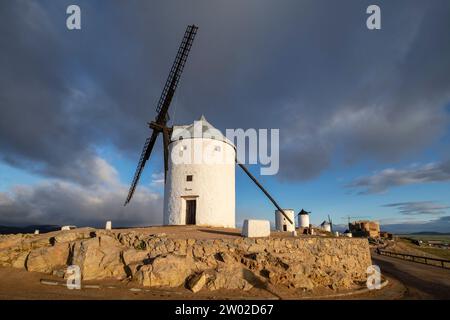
[0,157,163,227]
[150,172,165,187]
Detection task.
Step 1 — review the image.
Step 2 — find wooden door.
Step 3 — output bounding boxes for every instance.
[186,200,196,225]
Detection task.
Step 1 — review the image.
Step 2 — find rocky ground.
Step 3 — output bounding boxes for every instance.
[0,266,401,300]
[0,226,372,299]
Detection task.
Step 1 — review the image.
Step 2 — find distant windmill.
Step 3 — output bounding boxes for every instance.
[328,214,333,233]
[297,209,311,228]
[124,25,293,226]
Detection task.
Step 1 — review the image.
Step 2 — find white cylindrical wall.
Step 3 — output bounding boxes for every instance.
[164,137,235,228]
[299,213,310,228]
[275,209,295,231]
[323,223,331,232]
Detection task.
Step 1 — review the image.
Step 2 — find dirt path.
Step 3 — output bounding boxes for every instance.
[0,267,280,300]
[372,253,450,299]
[0,266,401,300]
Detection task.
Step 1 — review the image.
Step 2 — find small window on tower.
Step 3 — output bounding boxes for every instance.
[186,175,193,182]
[214,145,221,152]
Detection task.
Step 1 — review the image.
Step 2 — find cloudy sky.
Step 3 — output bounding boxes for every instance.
[0,0,449,232]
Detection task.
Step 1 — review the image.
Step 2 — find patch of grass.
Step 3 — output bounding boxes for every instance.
[134,240,147,250]
[397,237,450,260]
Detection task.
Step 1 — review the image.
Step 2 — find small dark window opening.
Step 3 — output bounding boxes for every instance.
[186,175,193,182]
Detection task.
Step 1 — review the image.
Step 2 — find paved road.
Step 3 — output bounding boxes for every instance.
[372,252,450,299]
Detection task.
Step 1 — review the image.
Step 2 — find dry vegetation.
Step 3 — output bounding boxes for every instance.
[394,237,450,260]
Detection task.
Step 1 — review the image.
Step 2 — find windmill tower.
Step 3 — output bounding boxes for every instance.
[125,25,294,229]
[298,209,310,228]
[163,116,236,227]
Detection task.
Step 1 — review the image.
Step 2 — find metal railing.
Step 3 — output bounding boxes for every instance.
[377,249,450,269]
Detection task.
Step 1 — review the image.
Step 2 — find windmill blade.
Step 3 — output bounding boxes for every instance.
[237,160,293,225]
[154,25,198,122]
[124,131,159,205]
[124,25,198,205]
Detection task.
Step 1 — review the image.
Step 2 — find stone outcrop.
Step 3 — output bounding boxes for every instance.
[135,254,192,287]
[71,235,126,280]
[0,228,372,293]
[27,244,70,273]
[187,272,207,293]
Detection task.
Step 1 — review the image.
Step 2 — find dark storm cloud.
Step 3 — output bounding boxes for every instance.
[276,0,450,180]
[383,201,450,216]
[1,1,450,224]
[347,160,450,194]
[1,0,450,183]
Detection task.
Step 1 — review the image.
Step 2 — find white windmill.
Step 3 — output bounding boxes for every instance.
[125,25,293,229]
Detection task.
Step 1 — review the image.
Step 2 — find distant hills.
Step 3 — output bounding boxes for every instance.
[0,225,60,235]
[407,231,450,235]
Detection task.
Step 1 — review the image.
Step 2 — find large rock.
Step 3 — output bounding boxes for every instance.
[135,254,192,287]
[148,254,192,286]
[53,229,92,244]
[71,235,126,280]
[187,272,207,293]
[216,251,237,265]
[0,248,16,266]
[12,251,30,269]
[26,244,70,273]
[0,248,23,267]
[122,249,149,265]
[207,265,253,291]
[135,265,153,286]
[0,234,26,250]
[0,250,11,266]
[289,273,315,290]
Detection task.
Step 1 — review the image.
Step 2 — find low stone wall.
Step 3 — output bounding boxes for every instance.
[0,228,372,292]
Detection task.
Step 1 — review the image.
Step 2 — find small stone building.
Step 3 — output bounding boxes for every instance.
[349,220,380,238]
